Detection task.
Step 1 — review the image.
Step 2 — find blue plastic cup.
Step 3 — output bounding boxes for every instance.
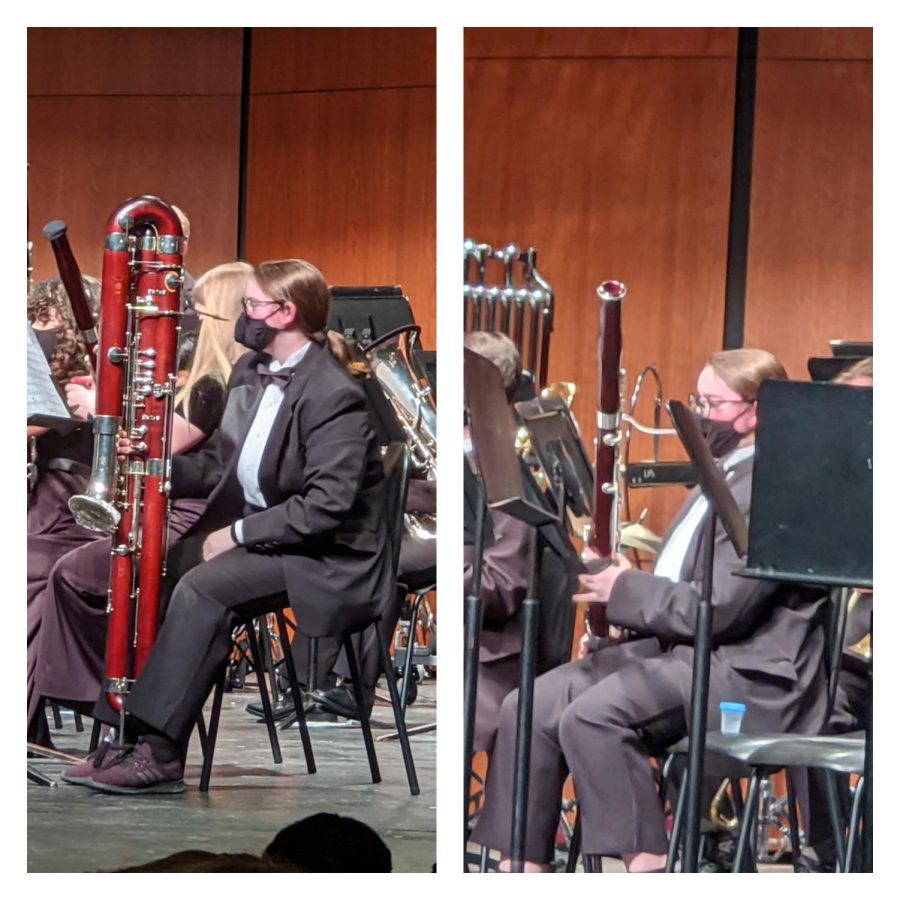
[719,701,746,735]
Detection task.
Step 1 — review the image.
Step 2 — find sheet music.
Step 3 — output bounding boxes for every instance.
[27,321,70,419]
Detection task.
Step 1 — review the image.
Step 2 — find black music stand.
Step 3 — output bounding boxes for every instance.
[464,350,557,872]
[515,396,594,520]
[830,340,872,358]
[741,381,872,871]
[666,400,747,871]
[807,356,868,383]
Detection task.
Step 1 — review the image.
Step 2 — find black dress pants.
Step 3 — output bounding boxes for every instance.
[471,639,718,862]
[93,539,296,748]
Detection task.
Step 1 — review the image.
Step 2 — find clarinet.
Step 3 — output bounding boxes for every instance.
[585,280,627,637]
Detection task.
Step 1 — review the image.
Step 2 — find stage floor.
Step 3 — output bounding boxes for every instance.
[27,679,437,873]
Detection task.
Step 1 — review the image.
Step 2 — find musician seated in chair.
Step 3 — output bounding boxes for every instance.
[27,262,251,747]
[463,331,533,753]
[471,348,831,872]
[63,259,394,794]
[27,275,102,603]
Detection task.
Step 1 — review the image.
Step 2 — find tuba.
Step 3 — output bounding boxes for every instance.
[365,324,436,478]
[68,196,185,716]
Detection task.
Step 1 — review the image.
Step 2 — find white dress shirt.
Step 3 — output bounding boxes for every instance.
[233,343,310,543]
[652,443,755,582]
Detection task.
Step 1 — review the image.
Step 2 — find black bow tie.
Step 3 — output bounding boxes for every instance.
[256,363,294,388]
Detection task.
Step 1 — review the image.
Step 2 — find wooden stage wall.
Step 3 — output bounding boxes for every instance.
[27,27,436,346]
[464,26,872,535]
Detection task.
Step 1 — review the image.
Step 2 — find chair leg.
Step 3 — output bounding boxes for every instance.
[823,770,848,872]
[88,717,102,753]
[195,709,209,759]
[583,853,603,873]
[73,711,84,733]
[375,621,419,795]
[844,776,865,873]
[246,619,282,766]
[400,590,427,716]
[479,845,489,872]
[785,769,803,872]
[261,615,281,704]
[343,634,381,784]
[566,808,582,872]
[665,765,687,872]
[732,772,761,873]
[49,701,63,730]
[275,609,315,775]
[199,667,226,793]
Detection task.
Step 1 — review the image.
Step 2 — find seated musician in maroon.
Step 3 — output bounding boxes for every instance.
[471,349,830,873]
[462,332,532,753]
[27,262,250,747]
[63,259,393,794]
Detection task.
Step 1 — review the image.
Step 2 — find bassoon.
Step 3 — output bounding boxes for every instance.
[585,280,627,636]
[42,220,99,374]
[68,196,184,718]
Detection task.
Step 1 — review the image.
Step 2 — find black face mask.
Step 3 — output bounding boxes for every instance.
[234,311,278,352]
[698,416,743,458]
[34,328,59,362]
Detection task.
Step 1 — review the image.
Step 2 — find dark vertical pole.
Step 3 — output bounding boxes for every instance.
[236,27,253,260]
[862,610,873,871]
[722,27,759,350]
[463,484,487,867]
[682,508,717,871]
[509,528,540,872]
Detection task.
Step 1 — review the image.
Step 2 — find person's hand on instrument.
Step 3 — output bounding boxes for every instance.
[116,429,136,459]
[573,551,631,605]
[65,378,96,419]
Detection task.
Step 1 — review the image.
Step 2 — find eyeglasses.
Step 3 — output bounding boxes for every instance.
[241,297,284,314]
[688,392,754,415]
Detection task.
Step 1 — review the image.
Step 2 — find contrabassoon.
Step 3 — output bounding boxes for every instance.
[68,196,185,718]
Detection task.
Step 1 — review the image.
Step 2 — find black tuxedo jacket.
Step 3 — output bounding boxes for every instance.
[170,342,393,636]
[608,454,829,734]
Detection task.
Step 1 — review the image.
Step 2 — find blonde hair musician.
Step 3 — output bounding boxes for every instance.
[64,260,252,454]
[173,260,252,437]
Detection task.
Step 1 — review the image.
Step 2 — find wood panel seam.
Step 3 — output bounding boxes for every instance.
[251,84,435,97]
[464,54,736,62]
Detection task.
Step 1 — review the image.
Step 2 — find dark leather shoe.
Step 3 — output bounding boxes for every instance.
[245,696,317,721]
[309,683,374,720]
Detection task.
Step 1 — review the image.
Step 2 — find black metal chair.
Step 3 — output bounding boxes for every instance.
[664,588,868,872]
[198,608,316,792]
[197,442,419,796]
[336,442,420,794]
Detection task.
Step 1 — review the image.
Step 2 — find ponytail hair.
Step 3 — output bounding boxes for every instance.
[253,259,370,380]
